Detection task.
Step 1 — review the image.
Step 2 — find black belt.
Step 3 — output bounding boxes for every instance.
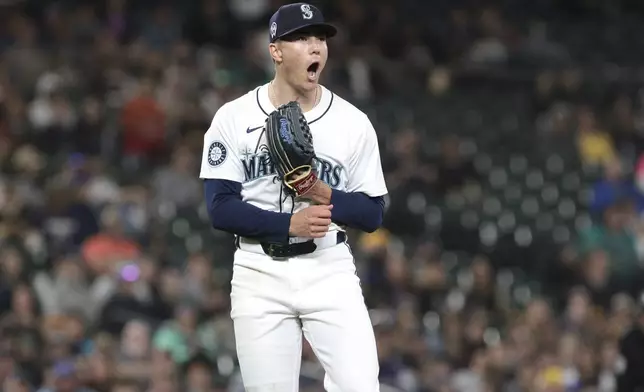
[239,231,346,258]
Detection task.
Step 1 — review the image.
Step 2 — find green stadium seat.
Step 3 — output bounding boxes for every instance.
[552,225,571,244]
[509,154,529,176]
[474,154,493,175]
[557,198,577,221]
[407,192,428,215]
[520,196,540,217]
[479,221,499,247]
[503,184,523,204]
[561,172,581,192]
[577,187,594,208]
[497,211,517,234]
[425,206,443,230]
[482,197,503,218]
[545,154,565,177]
[171,218,192,239]
[535,213,556,232]
[488,167,509,189]
[445,193,467,212]
[525,169,545,191]
[460,210,480,230]
[185,234,204,254]
[574,213,592,231]
[459,138,478,157]
[463,183,484,204]
[540,183,560,207]
[513,225,533,247]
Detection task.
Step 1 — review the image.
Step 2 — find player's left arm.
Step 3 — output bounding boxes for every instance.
[305,115,387,233]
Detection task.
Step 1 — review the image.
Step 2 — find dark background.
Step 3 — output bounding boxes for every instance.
[1,0,644,391]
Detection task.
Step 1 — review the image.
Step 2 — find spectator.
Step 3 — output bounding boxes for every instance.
[0,247,30,290]
[183,0,241,50]
[182,352,216,392]
[39,184,99,261]
[98,264,170,336]
[120,77,166,167]
[609,94,644,162]
[579,249,614,310]
[592,158,644,215]
[616,305,644,391]
[112,319,153,384]
[27,91,78,156]
[71,97,106,157]
[435,135,478,196]
[140,5,182,52]
[463,256,497,312]
[81,205,141,276]
[576,106,618,167]
[151,145,201,211]
[578,199,641,294]
[0,283,40,331]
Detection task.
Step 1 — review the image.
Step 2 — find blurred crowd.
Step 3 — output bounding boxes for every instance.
[2,0,644,391]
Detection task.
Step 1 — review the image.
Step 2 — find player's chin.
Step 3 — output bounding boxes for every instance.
[302,77,319,89]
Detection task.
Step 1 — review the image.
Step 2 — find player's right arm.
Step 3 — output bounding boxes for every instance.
[303,113,387,233]
[200,105,330,241]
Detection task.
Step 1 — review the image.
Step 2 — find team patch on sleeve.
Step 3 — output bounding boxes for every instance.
[208,141,228,167]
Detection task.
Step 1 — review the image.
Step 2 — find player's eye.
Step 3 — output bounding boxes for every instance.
[297,36,308,41]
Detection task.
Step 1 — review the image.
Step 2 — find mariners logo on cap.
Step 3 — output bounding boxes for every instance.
[270,22,277,39]
[300,4,313,20]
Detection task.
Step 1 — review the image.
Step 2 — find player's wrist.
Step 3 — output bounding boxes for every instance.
[304,181,332,205]
[287,169,319,196]
[288,217,294,237]
[287,212,300,237]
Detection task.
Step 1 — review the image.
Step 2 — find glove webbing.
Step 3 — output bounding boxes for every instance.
[266,105,318,196]
[267,115,297,176]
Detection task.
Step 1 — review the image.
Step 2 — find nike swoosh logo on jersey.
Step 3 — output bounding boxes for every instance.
[246,125,263,133]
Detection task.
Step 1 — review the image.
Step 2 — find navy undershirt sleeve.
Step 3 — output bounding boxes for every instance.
[329,189,384,233]
[204,179,291,243]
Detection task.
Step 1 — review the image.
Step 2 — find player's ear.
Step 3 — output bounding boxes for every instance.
[269,43,283,64]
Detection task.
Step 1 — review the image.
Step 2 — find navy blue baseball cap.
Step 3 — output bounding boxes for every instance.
[269,3,337,43]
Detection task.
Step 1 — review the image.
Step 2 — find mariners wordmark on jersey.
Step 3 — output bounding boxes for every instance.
[241,145,344,187]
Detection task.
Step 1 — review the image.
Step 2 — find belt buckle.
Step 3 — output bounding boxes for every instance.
[266,244,279,258]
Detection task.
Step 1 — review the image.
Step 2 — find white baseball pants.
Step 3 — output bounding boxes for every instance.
[230,242,380,391]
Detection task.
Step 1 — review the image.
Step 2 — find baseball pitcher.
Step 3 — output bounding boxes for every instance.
[200,3,388,391]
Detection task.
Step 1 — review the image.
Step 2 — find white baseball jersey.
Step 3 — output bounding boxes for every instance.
[199,83,387,238]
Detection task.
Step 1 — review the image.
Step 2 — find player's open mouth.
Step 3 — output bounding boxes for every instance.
[307,62,320,81]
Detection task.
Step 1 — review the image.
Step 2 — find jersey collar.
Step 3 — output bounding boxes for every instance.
[257,83,333,124]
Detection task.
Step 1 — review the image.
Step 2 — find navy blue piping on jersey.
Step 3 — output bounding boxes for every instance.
[330,189,384,233]
[255,87,335,125]
[204,179,291,243]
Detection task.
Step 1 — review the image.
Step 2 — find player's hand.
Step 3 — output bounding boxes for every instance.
[289,205,333,238]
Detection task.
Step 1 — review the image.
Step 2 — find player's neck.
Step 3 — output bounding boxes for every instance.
[269,77,319,113]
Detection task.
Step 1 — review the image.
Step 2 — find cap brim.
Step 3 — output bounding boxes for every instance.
[275,23,337,42]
